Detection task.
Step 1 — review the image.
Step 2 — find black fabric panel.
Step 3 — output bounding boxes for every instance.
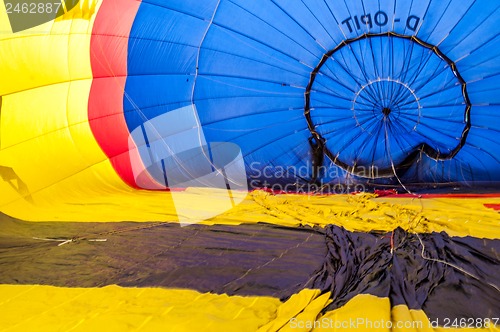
[0,213,326,299]
[1,213,498,322]
[306,226,500,320]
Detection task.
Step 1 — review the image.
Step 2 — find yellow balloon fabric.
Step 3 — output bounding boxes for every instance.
[0,1,498,332]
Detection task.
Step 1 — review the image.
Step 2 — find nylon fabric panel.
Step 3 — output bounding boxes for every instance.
[121,0,500,186]
[0,0,110,212]
[88,0,151,189]
[1,212,498,329]
[1,285,497,331]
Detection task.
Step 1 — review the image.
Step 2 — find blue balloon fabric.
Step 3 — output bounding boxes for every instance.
[123,0,500,189]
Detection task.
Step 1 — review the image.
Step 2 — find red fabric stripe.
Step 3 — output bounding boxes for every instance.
[484,204,500,211]
[388,193,500,198]
[88,0,162,189]
[250,188,500,198]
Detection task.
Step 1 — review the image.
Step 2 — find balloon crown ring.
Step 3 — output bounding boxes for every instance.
[304,32,472,178]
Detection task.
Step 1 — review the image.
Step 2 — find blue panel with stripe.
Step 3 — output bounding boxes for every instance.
[123,0,500,188]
